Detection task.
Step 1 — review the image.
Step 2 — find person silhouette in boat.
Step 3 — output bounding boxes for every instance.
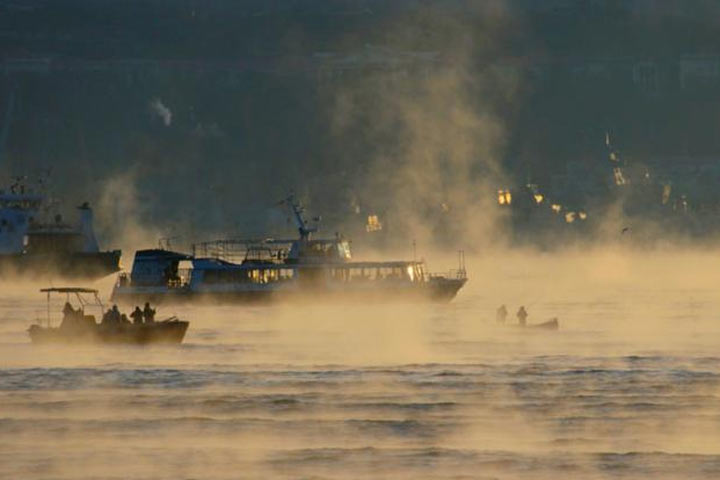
[62,302,76,319]
[496,304,508,324]
[130,306,144,325]
[143,302,156,323]
[102,305,122,326]
[60,302,79,330]
[516,306,528,327]
[111,305,122,324]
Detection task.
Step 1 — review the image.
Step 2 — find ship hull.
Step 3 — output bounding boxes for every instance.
[28,319,188,345]
[0,250,121,281]
[112,279,467,305]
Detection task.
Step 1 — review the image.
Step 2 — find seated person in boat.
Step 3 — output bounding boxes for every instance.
[60,302,81,330]
[143,302,156,323]
[59,303,95,330]
[130,306,144,325]
[101,305,123,326]
[62,302,76,318]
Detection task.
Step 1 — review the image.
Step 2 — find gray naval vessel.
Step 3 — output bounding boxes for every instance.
[0,179,120,280]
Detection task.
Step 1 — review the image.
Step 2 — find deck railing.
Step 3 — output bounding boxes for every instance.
[429,268,467,280]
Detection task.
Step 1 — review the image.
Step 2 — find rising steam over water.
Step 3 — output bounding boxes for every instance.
[2,250,720,479]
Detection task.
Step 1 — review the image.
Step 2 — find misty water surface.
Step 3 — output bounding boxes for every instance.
[2,249,720,479]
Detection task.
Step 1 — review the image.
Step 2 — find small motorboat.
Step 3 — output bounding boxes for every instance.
[28,287,189,345]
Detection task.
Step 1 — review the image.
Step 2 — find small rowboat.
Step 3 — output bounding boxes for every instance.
[502,317,560,331]
[525,318,559,330]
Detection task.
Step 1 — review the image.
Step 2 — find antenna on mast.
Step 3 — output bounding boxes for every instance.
[279,194,318,241]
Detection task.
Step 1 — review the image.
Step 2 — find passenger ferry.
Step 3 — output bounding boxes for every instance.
[111,196,467,304]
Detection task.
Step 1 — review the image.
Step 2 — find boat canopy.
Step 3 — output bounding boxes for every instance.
[40,287,99,294]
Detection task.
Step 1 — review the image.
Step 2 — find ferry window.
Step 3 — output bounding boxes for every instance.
[248,269,272,283]
[331,267,349,282]
[414,264,425,281]
[338,241,352,260]
[177,260,193,283]
[208,269,241,283]
[349,268,369,281]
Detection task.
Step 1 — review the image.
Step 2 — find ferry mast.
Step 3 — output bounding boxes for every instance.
[283,195,318,241]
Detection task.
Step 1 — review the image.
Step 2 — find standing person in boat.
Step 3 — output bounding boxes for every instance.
[130,306,144,325]
[111,305,122,325]
[496,304,508,324]
[143,302,156,323]
[62,302,77,321]
[60,302,79,329]
[516,306,528,327]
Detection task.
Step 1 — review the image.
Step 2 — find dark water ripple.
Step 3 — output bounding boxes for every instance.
[1,357,720,479]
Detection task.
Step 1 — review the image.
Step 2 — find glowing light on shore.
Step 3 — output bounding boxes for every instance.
[662,184,672,205]
[551,204,562,213]
[565,212,576,223]
[578,211,588,220]
[497,190,512,205]
[533,194,544,204]
[366,215,382,232]
[613,167,627,185]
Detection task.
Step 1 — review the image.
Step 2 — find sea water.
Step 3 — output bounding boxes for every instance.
[2,249,720,479]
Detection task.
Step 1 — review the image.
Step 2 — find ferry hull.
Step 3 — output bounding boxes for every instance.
[0,250,121,281]
[111,279,467,305]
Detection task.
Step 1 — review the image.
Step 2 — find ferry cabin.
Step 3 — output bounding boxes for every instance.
[116,248,432,300]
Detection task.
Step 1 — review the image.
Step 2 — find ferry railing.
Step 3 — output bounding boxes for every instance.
[428,251,467,281]
[429,269,467,281]
[193,240,248,263]
[193,239,288,264]
[192,239,264,264]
